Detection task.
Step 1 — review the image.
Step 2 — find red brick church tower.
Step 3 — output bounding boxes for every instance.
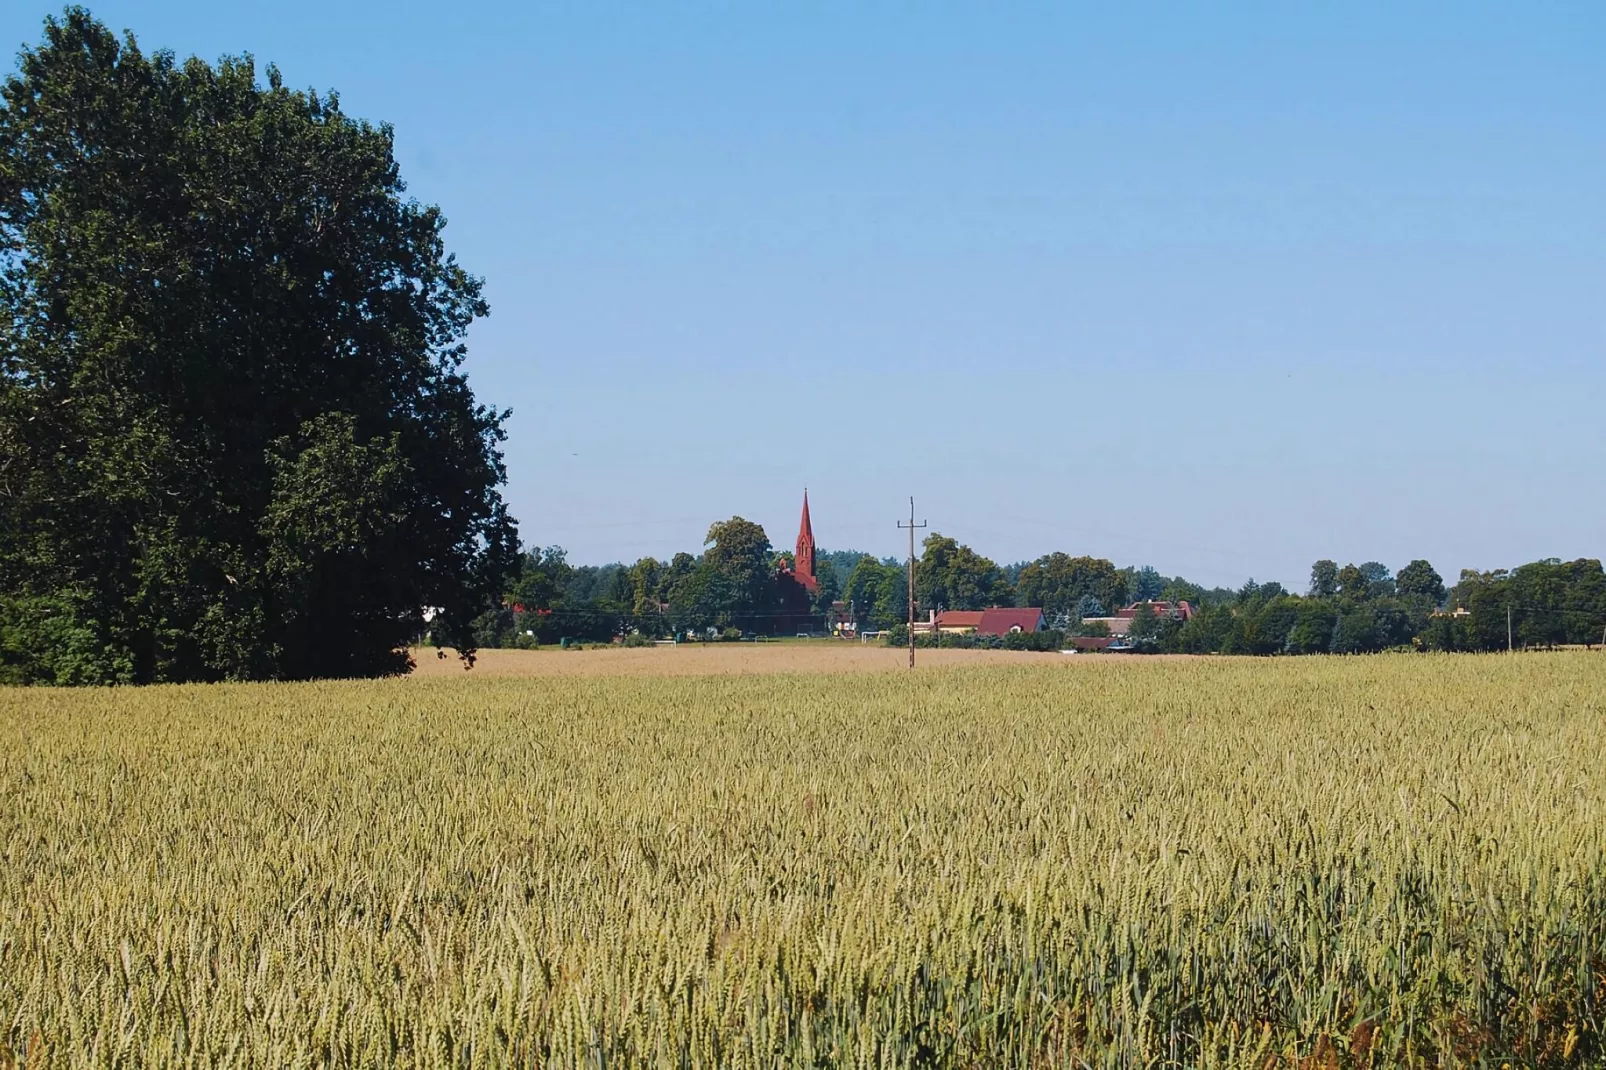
[794,490,818,593]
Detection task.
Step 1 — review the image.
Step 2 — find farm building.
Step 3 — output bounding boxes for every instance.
[976,608,1046,636]
[933,610,986,634]
[1082,600,1194,637]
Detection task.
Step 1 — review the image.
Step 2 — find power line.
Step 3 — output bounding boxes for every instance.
[897,497,927,670]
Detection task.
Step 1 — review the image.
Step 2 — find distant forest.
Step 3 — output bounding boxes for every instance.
[469,518,1605,656]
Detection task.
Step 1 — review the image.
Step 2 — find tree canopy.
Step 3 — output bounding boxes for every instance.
[0,11,516,683]
[1015,553,1128,621]
[843,556,907,630]
[914,534,1010,612]
[465,523,1605,660]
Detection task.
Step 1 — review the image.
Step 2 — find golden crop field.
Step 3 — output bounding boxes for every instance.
[2,652,1604,1068]
[405,642,1104,678]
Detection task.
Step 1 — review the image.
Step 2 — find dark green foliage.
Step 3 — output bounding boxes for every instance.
[1161,577,1238,607]
[999,629,1063,651]
[1169,604,1237,654]
[844,556,907,630]
[1448,559,1606,651]
[563,564,629,605]
[1396,559,1446,607]
[915,534,1012,612]
[0,11,516,682]
[1016,554,1128,621]
[667,563,741,636]
[702,517,776,629]
[0,589,134,685]
[483,534,1606,662]
[1236,579,1285,606]
[1336,564,1369,601]
[899,628,1067,652]
[1073,595,1105,621]
[816,549,874,587]
[1357,562,1395,599]
[810,555,842,614]
[1416,612,1477,652]
[1285,600,1338,654]
[1308,560,1339,599]
[1126,565,1165,602]
[1242,596,1299,654]
[1126,602,1161,646]
[1329,606,1380,654]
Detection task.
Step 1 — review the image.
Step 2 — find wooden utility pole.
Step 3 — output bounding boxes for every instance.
[898,497,927,669]
[1507,603,1513,653]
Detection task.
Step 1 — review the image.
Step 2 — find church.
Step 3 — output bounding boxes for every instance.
[774,491,823,634]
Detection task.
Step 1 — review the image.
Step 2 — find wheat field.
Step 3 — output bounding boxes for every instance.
[405,643,1113,678]
[2,653,1603,1067]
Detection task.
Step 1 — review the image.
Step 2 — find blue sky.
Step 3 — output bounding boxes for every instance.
[5,2,1601,589]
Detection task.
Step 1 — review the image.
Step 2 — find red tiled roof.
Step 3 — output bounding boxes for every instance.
[1115,600,1195,622]
[977,607,1045,635]
[1068,636,1114,650]
[935,610,986,628]
[794,490,817,591]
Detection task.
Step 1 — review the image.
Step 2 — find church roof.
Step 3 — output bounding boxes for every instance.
[792,490,818,593]
[798,491,814,545]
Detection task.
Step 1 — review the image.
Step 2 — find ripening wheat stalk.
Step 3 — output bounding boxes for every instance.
[1,653,1602,1067]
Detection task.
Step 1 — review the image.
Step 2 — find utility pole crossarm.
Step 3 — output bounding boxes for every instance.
[897,496,928,670]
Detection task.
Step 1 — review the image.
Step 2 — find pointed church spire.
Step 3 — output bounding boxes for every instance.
[795,489,817,593]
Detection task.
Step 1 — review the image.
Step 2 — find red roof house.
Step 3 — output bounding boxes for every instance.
[1114,600,1194,622]
[976,607,1046,636]
[934,610,986,632]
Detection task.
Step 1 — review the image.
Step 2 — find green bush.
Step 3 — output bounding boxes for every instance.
[0,591,135,686]
[885,628,1065,652]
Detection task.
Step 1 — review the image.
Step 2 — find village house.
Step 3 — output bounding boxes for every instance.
[932,610,985,634]
[1081,600,1194,637]
[976,607,1045,636]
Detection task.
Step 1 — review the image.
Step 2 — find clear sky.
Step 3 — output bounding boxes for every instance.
[5,2,1601,589]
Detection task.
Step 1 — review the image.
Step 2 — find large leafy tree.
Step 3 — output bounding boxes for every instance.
[915,533,1012,612]
[702,517,775,629]
[843,556,906,629]
[667,565,739,636]
[1016,553,1128,620]
[1395,559,1446,608]
[0,11,517,683]
[810,555,842,614]
[1127,565,1165,602]
[1308,560,1339,599]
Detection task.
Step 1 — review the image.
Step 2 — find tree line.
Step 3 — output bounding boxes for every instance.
[1146,557,1606,655]
[471,520,1605,655]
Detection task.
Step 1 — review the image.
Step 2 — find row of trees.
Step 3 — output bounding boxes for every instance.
[473,518,1606,658]
[471,518,845,646]
[841,537,1234,633]
[467,521,1242,646]
[1136,558,1606,655]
